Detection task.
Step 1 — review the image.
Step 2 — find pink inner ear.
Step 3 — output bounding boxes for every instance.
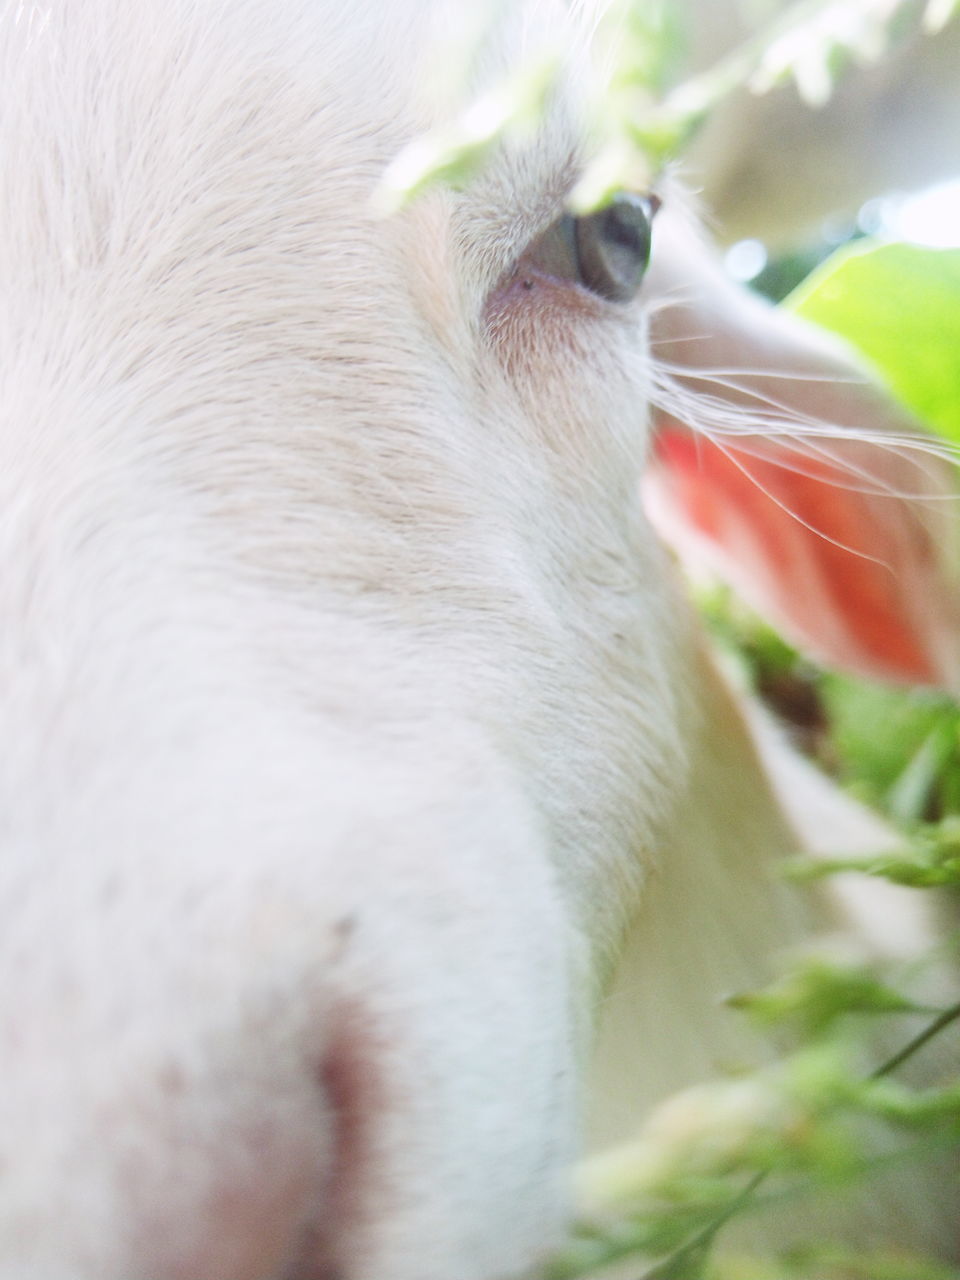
[649,425,944,686]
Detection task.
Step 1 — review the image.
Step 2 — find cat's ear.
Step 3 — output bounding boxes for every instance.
[644,212,960,688]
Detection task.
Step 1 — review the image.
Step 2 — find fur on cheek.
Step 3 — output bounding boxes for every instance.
[483,264,655,477]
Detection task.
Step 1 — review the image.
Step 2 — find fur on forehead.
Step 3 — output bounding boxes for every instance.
[0,0,608,297]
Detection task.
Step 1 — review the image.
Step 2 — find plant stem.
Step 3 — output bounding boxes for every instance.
[631,997,960,1280]
[637,1170,768,1279]
[871,998,960,1079]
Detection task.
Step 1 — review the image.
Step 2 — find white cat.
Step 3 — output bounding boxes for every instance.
[0,2,955,1277]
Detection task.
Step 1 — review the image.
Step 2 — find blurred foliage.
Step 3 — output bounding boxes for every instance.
[708,1251,960,1280]
[700,589,960,825]
[548,952,960,1279]
[376,0,952,213]
[752,244,841,305]
[374,51,563,214]
[726,954,936,1036]
[789,244,960,442]
[816,677,960,823]
[788,820,960,887]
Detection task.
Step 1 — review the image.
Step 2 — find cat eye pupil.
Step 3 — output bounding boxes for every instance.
[602,200,650,252]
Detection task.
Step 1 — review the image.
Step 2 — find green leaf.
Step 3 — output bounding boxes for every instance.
[775,1246,960,1280]
[786,242,960,442]
[886,720,960,824]
[728,955,928,1037]
[374,52,561,212]
[815,675,960,822]
[787,819,960,888]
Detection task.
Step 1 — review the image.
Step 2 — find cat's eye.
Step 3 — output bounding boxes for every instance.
[526,192,658,303]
